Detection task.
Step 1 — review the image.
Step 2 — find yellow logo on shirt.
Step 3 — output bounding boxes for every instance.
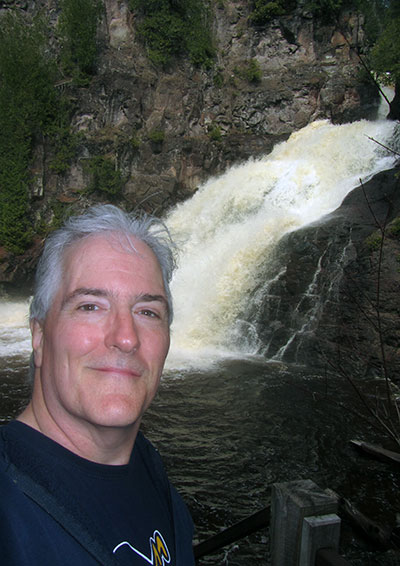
[151,531,170,566]
[113,530,171,565]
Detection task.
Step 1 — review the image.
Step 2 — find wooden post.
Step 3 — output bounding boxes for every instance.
[270,479,339,566]
[300,514,341,566]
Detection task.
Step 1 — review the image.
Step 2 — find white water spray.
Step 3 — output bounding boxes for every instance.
[0,119,398,369]
[0,298,31,359]
[165,118,399,369]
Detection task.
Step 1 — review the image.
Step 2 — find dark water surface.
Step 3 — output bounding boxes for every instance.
[1,356,399,565]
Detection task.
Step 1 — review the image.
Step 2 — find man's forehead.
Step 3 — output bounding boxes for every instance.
[62,233,162,274]
[58,233,164,293]
[67,232,149,257]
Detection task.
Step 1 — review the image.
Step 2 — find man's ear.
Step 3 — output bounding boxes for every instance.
[30,319,44,369]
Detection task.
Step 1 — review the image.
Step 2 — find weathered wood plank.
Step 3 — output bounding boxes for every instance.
[350,439,400,465]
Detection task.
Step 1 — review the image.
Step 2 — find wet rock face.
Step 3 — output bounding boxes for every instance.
[92,4,378,207]
[253,165,400,379]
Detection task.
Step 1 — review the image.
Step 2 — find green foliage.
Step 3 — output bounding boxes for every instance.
[245,59,262,84]
[250,0,286,24]
[40,200,75,234]
[370,3,400,86]
[85,156,125,199]
[130,133,141,150]
[250,0,299,25]
[365,232,382,251]
[49,128,81,174]
[0,143,32,254]
[208,124,222,141]
[46,96,80,173]
[58,0,102,82]
[213,70,224,88]
[148,129,165,144]
[0,11,62,253]
[0,12,59,134]
[356,0,388,46]
[387,217,400,239]
[250,0,374,27]
[233,59,262,84]
[305,0,344,21]
[130,0,215,68]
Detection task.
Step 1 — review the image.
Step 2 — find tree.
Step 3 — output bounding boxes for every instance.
[58,0,102,83]
[370,0,400,119]
[130,0,215,68]
[0,12,59,253]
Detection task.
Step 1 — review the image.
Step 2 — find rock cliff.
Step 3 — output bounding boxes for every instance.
[59,0,378,209]
[0,0,380,284]
[254,164,400,380]
[25,5,382,200]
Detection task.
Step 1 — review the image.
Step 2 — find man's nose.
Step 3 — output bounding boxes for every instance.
[105,310,140,353]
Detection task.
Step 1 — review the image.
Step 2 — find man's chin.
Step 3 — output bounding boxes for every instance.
[86,397,145,430]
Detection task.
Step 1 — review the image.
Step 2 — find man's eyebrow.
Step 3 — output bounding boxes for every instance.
[136,293,168,306]
[62,288,108,309]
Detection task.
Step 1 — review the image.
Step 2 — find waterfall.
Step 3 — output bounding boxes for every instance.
[165,118,399,369]
[0,117,398,370]
[0,298,31,360]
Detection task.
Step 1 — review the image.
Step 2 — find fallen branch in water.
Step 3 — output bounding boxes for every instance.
[350,439,400,465]
[367,136,400,158]
[326,488,399,550]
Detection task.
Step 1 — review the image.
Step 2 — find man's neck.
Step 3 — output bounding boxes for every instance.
[17,402,139,466]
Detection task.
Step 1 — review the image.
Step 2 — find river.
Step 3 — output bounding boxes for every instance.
[1,109,399,565]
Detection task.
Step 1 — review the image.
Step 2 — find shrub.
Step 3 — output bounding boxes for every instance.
[148,129,165,144]
[49,125,81,174]
[130,133,141,150]
[233,59,262,84]
[131,0,215,68]
[304,0,357,22]
[58,0,103,82]
[250,0,289,25]
[387,217,400,239]
[245,59,262,84]
[85,156,125,199]
[213,69,224,88]
[208,124,222,141]
[365,232,382,251]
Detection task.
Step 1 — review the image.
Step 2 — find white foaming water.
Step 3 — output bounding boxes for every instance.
[0,298,31,359]
[0,119,398,370]
[165,118,399,369]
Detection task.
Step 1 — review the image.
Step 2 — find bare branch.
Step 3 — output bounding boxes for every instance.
[367,136,400,157]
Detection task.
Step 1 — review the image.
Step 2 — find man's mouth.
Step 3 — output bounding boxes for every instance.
[90,366,142,378]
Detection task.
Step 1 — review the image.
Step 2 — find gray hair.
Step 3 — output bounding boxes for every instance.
[30,204,176,325]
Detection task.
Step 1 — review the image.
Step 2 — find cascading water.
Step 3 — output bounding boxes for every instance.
[0,298,31,362]
[165,117,399,369]
[0,116,398,371]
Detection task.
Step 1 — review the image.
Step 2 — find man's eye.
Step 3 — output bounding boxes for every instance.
[78,304,99,311]
[139,309,159,318]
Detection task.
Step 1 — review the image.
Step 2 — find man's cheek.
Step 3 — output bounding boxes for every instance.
[64,326,102,356]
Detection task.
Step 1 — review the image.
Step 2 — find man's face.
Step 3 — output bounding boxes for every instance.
[31,233,170,436]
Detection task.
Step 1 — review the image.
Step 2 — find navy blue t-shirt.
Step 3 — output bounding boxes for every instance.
[0,421,187,566]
